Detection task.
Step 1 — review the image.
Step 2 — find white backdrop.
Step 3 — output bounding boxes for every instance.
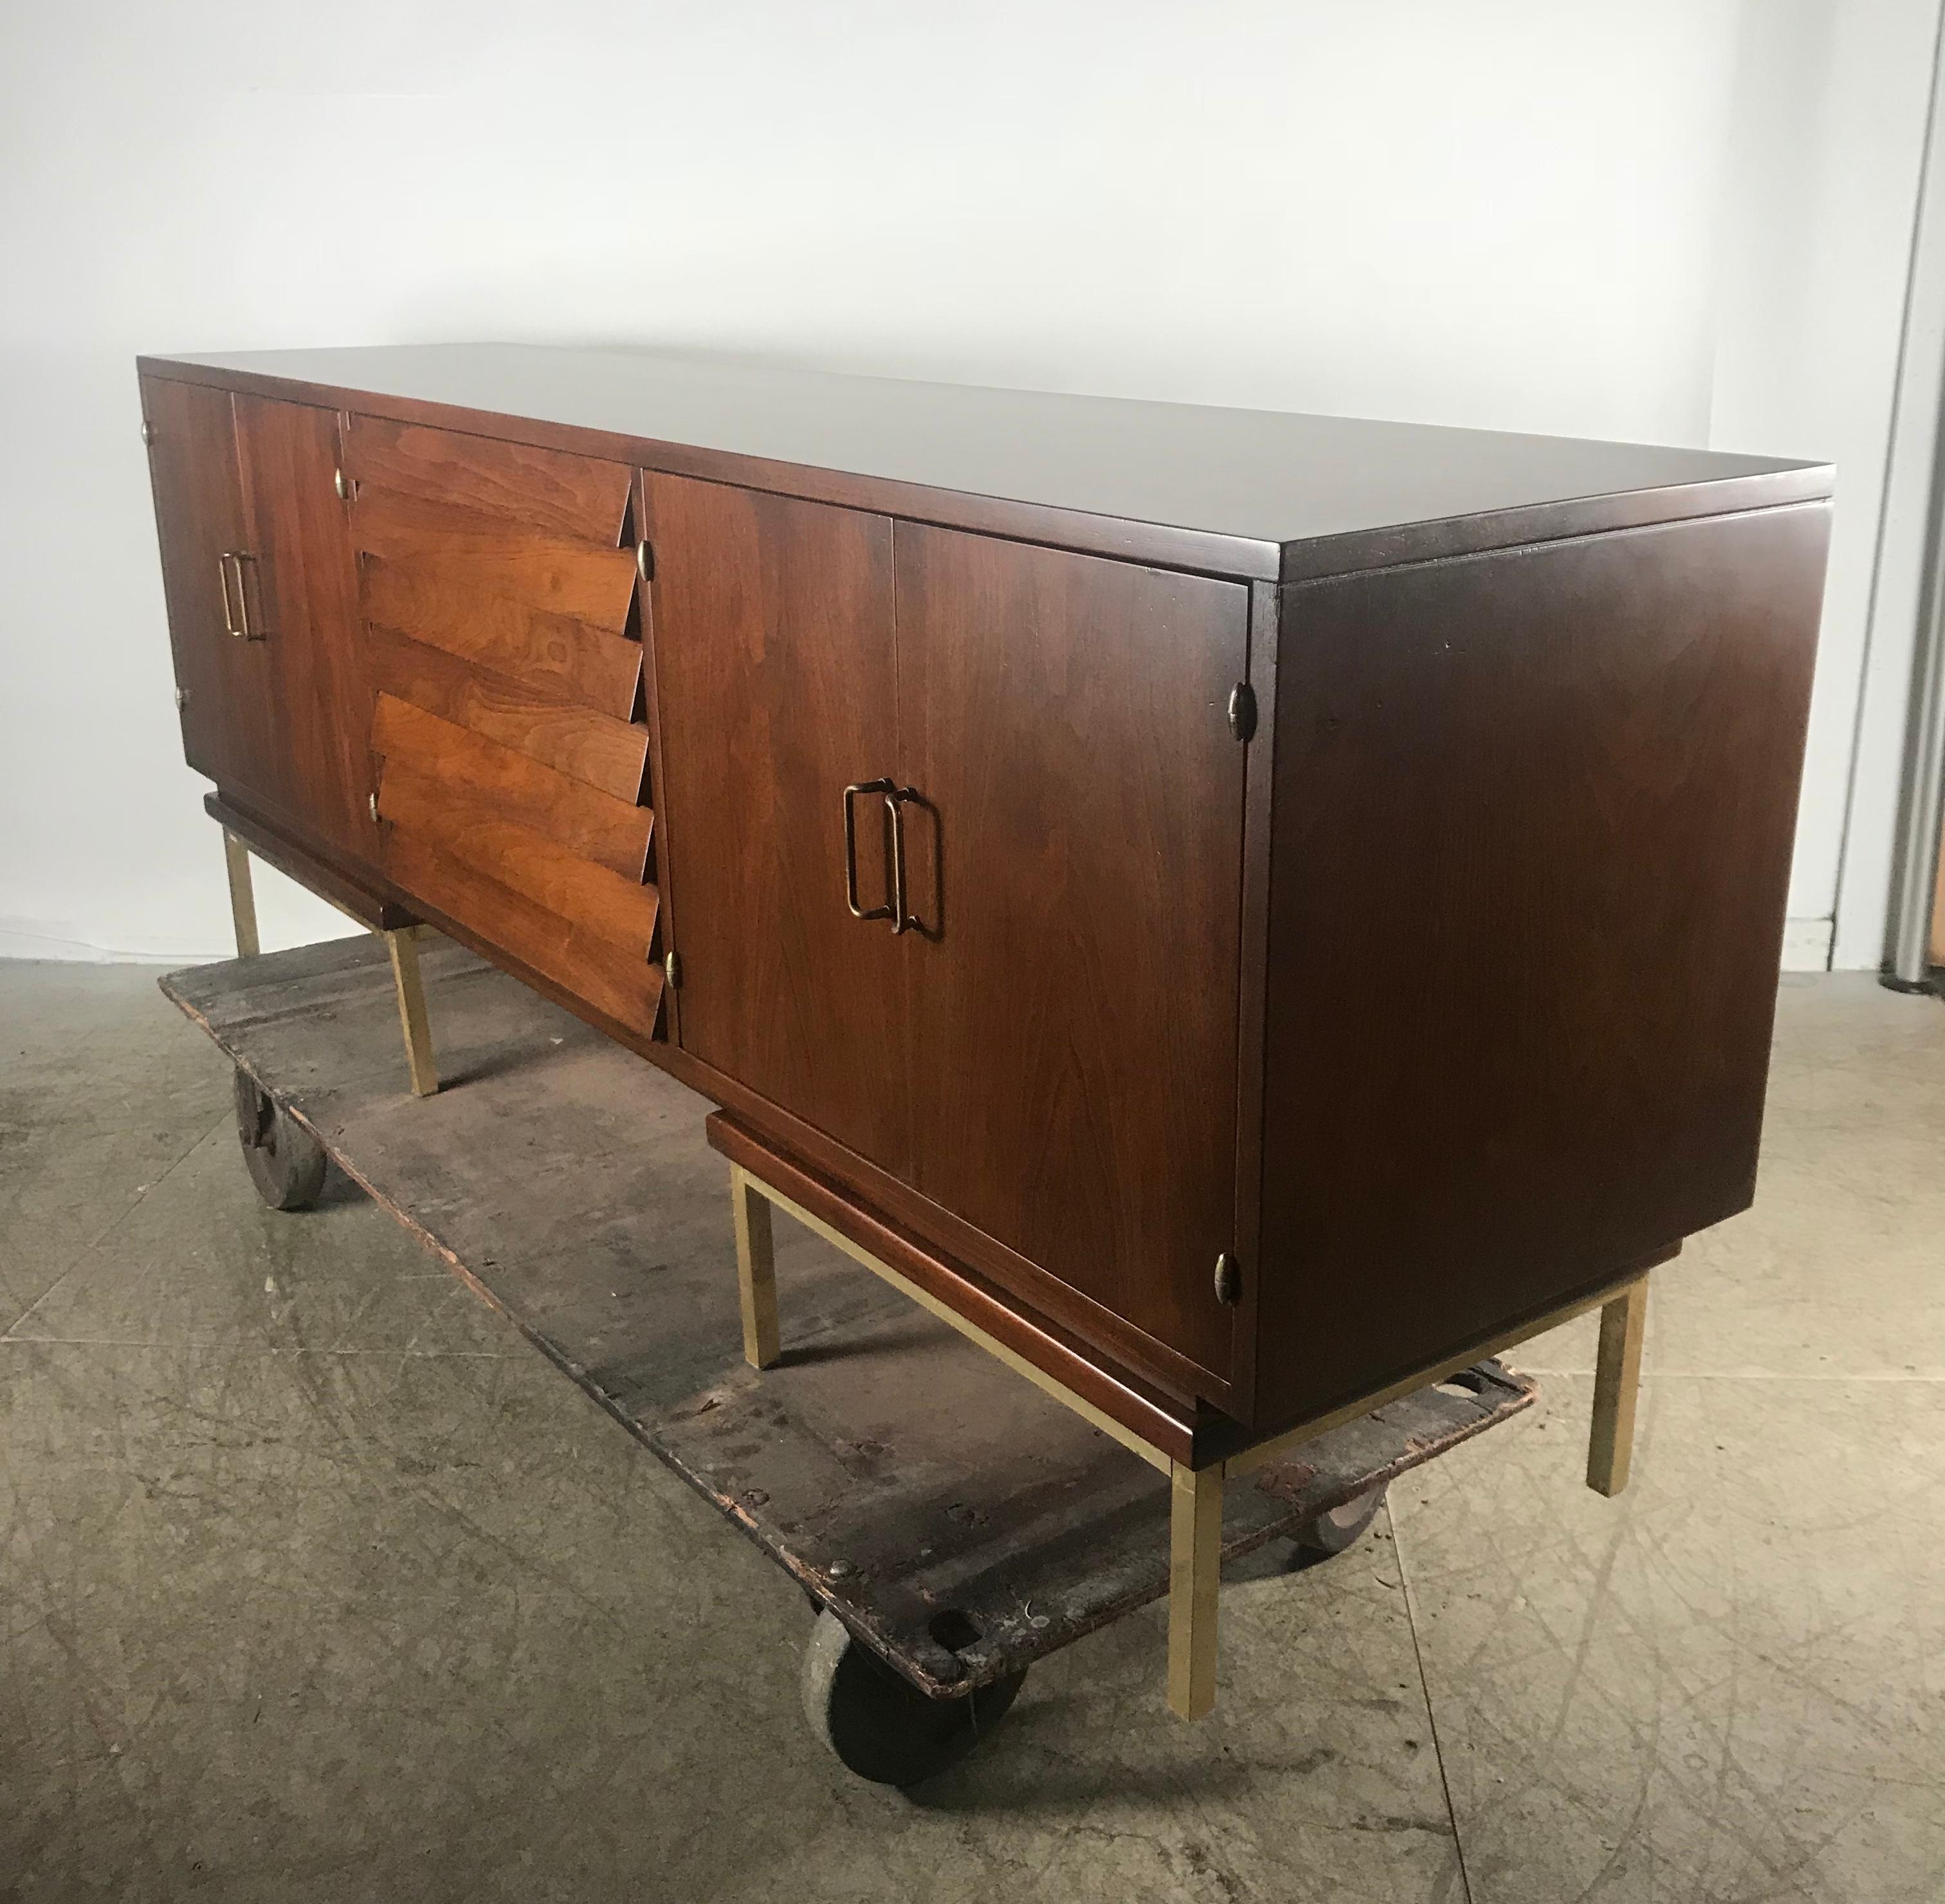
[1,0,1937,963]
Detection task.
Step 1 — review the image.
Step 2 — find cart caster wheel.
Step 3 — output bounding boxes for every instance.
[800,1608,1025,1788]
[233,1068,327,1212]
[1294,1482,1389,1559]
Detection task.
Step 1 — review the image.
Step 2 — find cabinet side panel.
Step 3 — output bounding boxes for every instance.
[1255,504,1830,1431]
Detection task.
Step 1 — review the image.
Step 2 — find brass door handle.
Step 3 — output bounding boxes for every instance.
[217,553,242,637]
[217,551,266,640]
[886,786,915,935]
[233,551,264,640]
[842,778,895,922]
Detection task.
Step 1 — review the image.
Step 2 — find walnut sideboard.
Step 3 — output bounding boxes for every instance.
[137,343,1832,1464]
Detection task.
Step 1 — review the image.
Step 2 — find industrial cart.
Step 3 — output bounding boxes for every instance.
[163,930,1552,1788]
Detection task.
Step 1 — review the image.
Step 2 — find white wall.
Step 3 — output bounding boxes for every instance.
[0,0,1931,964]
[1708,0,1944,963]
[1834,15,1945,969]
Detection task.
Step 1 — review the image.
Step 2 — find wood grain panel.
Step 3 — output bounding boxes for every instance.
[369,628,649,802]
[371,692,653,881]
[895,524,1250,1387]
[233,394,379,868]
[1254,503,1832,1435]
[343,414,631,544]
[377,764,661,958]
[361,559,641,720]
[354,484,638,628]
[140,376,286,807]
[641,472,910,1176]
[384,827,664,1037]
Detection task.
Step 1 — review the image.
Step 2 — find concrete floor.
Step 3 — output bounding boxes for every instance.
[2,960,1942,1903]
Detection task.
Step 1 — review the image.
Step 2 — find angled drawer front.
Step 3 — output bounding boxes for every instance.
[346,418,664,1039]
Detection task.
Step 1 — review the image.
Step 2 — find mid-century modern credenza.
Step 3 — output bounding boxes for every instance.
[138,344,1831,1711]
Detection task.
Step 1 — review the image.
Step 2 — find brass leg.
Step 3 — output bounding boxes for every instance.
[1167,1460,1223,1720]
[223,832,260,958]
[1587,1276,1649,1497]
[731,1164,780,1370]
[385,927,439,1097]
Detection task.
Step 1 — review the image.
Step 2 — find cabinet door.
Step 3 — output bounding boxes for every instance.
[895,525,1249,1384]
[643,473,910,1173]
[232,394,378,866]
[140,376,284,808]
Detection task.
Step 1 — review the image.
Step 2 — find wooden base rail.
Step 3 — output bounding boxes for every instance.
[221,828,439,1099]
[727,1145,1654,1722]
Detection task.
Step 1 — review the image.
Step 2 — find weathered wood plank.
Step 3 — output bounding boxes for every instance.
[160,938,1536,1698]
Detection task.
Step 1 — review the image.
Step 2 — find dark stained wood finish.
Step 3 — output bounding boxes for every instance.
[641,473,912,1176]
[342,414,632,544]
[140,346,1836,1443]
[895,526,1250,1390]
[360,559,642,720]
[354,484,639,628]
[232,394,380,869]
[707,1113,1207,1463]
[203,792,416,932]
[1253,502,1832,1434]
[1228,578,1283,1412]
[141,346,1830,585]
[140,376,284,807]
[372,692,653,881]
[653,1024,1237,1409]
[369,628,650,802]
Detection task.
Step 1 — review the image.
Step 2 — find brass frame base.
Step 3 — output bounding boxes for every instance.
[221,830,437,1098]
[727,1157,1652,1723]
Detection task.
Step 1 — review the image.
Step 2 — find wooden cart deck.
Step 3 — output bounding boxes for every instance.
[161,934,1535,1700]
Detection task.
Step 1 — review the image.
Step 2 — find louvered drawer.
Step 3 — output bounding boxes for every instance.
[349,419,664,1039]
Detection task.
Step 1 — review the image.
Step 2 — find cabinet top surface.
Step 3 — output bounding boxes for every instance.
[144,343,1831,567]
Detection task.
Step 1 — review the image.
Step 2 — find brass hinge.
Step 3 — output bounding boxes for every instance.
[1213,1251,1243,1306]
[635,539,653,583]
[663,948,682,987]
[1227,684,1257,744]
[175,686,190,710]
[334,467,352,502]
[140,420,157,447]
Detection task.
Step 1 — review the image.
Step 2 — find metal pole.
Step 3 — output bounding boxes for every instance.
[1885,410,1945,991]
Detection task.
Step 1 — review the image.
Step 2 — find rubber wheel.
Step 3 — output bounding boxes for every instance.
[800,1609,1025,1788]
[1293,1482,1389,1558]
[232,1067,327,1212]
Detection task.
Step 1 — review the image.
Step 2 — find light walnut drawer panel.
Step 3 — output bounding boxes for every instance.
[387,827,664,1040]
[372,691,653,882]
[370,628,650,803]
[343,416,632,545]
[355,484,639,630]
[377,760,661,961]
[361,558,642,721]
